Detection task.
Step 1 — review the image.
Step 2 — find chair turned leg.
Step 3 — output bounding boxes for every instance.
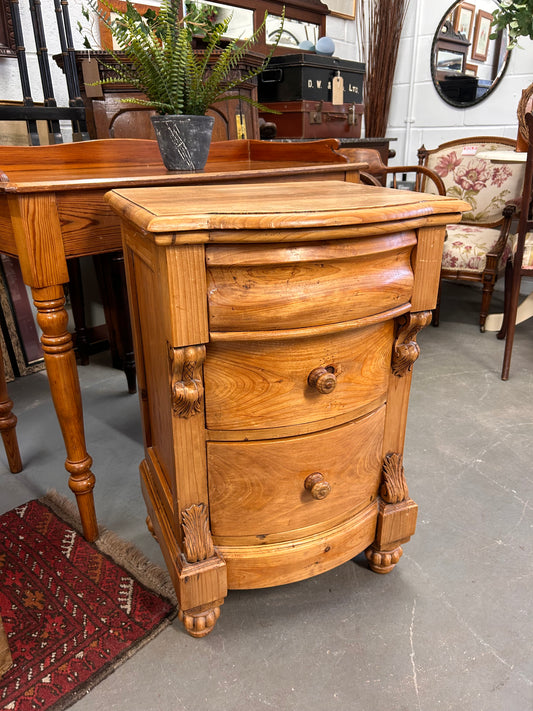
[93,253,136,394]
[67,259,90,366]
[480,275,497,333]
[497,259,512,341]
[501,247,526,380]
[501,294,519,381]
[431,280,442,327]
[0,350,22,473]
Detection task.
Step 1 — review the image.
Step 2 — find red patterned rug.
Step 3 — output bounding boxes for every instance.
[0,495,177,711]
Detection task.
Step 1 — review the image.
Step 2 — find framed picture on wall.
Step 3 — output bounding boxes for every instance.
[472,10,493,62]
[325,0,356,20]
[454,2,475,42]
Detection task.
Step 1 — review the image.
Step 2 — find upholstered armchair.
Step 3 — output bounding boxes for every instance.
[418,137,524,331]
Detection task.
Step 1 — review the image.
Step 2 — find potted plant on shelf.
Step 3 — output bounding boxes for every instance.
[84,0,284,170]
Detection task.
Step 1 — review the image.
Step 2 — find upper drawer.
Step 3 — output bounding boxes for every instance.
[206,232,416,333]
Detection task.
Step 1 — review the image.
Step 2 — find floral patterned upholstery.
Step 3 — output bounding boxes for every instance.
[424,141,523,224]
[419,138,523,330]
[442,224,514,273]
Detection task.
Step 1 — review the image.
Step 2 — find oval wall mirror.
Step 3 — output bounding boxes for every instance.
[431,0,510,108]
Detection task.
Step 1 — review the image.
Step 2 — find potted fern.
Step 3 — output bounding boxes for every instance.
[85,0,284,170]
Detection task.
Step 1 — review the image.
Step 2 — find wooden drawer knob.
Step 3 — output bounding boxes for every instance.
[308,366,337,394]
[304,472,331,500]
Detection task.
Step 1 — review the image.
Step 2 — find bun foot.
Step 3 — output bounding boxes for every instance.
[365,544,403,574]
[178,606,221,637]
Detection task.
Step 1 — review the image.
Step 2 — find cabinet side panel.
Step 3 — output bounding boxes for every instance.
[127,237,210,526]
[166,246,209,347]
[410,226,446,311]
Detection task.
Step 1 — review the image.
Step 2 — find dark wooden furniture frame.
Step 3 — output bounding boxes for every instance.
[231,0,328,54]
[498,112,533,380]
[433,20,470,83]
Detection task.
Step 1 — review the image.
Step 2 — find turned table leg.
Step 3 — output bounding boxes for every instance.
[0,347,22,473]
[33,286,98,542]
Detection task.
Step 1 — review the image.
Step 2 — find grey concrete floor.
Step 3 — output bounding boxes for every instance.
[1,280,532,711]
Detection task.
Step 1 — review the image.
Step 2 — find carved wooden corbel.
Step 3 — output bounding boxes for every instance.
[181,503,215,563]
[391,311,432,377]
[168,344,205,418]
[380,452,409,504]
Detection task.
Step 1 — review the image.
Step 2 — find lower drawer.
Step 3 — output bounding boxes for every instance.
[207,406,385,543]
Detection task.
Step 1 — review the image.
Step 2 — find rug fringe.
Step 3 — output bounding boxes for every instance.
[41,490,178,607]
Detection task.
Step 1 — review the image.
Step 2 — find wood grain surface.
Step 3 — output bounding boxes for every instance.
[207,232,415,331]
[111,174,470,632]
[208,407,385,539]
[204,322,393,431]
[107,181,469,235]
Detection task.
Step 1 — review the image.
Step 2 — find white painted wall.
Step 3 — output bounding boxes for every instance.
[325,0,533,166]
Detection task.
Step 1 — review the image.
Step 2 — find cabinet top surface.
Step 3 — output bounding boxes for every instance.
[106,180,470,237]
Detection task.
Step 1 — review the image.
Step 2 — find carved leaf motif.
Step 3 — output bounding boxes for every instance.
[168,344,206,418]
[380,452,409,503]
[181,503,215,563]
[391,311,432,377]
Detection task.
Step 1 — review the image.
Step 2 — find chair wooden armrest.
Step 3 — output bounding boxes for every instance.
[482,204,519,291]
[381,165,446,194]
[338,147,445,194]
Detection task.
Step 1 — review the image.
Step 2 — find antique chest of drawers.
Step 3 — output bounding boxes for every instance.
[106,181,467,637]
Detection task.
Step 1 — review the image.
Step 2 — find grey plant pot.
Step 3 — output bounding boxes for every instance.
[151,114,215,171]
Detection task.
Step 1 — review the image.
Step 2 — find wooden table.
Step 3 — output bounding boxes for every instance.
[107,180,469,636]
[0,138,363,542]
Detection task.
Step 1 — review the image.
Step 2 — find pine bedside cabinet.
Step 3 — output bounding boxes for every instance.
[106,181,468,637]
